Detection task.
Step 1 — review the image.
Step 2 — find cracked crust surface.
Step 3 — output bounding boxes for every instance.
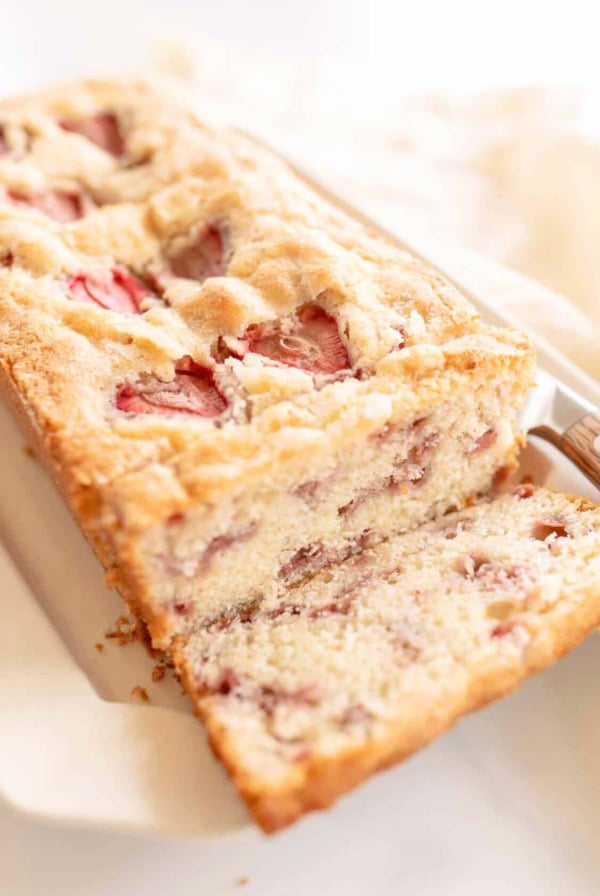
[0,78,534,527]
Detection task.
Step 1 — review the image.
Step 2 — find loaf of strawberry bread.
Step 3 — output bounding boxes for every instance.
[4,79,599,836]
[0,79,534,650]
[175,486,600,831]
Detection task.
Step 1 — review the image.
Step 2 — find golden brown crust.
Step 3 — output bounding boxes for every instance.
[0,318,532,649]
[0,351,154,631]
[0,78,223,205]
[0,77,535,525]
[0,281,533,522]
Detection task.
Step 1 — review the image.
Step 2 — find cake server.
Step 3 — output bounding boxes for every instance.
[518,368,600,489]
[238,129,600,491]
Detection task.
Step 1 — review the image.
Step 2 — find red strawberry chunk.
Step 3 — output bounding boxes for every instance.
[467,428,498,455]
[514,483,535,500]
[167,225,225,282]
[246,304,350,375]
[32,190,83,222]
[59,112,125,157]
[116,357,228,419]
[215,668,241,695]
[341,703,373,726]
[67,268,155,314]
[7,188,84,223]
[491,620,521,639]
[531,519,569,541]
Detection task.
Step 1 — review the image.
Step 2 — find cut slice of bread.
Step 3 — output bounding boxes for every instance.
[175,486,600,832]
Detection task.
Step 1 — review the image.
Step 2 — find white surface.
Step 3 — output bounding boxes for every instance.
[0,404,247,840]
[3,0,600,96]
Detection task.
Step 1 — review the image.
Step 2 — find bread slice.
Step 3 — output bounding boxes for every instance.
[0,78,534,649]
[174,486,600,832]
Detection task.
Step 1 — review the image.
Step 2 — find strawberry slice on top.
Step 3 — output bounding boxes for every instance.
[59,112,125,158]
[116,356,228,419]
[7,188,84,223]
[245,304,350,375]
[67,268,156,314]
[166,225,225,282]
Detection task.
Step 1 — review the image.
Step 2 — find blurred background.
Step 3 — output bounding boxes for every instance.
[1,0,598,374]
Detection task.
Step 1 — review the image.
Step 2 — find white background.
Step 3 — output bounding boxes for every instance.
[2,0,600,94]
[3,2,600,893]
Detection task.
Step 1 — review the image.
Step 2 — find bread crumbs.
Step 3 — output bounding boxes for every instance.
[151,663,166,682]
[131,686,149,702]
[105,615,139,646]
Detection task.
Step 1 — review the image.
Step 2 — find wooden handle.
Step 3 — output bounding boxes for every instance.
[561,414,600,488]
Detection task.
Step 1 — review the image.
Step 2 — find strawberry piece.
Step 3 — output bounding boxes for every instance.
[257,684,319,715]
[32,190,83,222]
[7,188,84,223]
[456,554,522,588]
[215,668,241,695]
[278,542,325,581]
[116,357,228,419]
[167,225,225,282]
[491,620,521,639]
[67,268,154,314]
[173,601,192,617]
[467,427,497,455]
[246,304,350,375]
[531,519,569,541]
[341,704,373,726]
[199,523,258,570]
[59,112,125,157]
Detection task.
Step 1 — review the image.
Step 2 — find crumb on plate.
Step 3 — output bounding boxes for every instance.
[105,615,139,646]
[151,663,166,682]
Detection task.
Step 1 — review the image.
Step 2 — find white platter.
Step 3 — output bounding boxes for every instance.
[1,252,600,844]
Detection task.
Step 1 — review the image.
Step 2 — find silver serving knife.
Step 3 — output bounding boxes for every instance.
[519,369,600,489]
[237,128,600,491]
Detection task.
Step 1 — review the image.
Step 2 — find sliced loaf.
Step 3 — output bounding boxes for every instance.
[175,485,600,831]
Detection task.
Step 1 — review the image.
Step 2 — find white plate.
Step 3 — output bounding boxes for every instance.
[1,254,600,841]
[0,394,248,838]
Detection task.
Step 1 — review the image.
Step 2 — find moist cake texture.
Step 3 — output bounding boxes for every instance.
[175,486,600,831]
